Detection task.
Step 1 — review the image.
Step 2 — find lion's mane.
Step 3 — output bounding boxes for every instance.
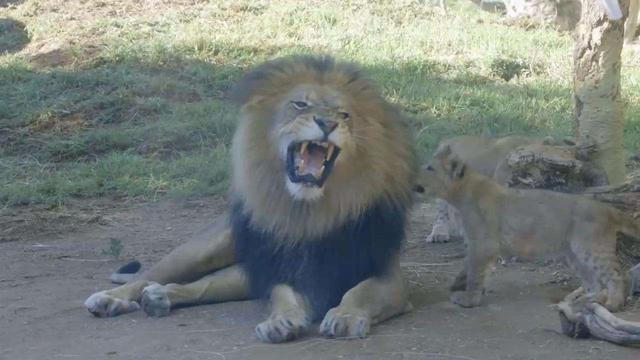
[229,56,417,318]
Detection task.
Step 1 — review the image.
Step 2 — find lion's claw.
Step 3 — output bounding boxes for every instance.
[255,309,309,343]
[320,307,371,339]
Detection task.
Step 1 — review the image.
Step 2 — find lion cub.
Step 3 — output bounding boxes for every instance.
[417,144,640,311]
[426,135,555,243]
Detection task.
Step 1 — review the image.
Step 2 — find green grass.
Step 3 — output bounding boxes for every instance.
[1,0,639,206]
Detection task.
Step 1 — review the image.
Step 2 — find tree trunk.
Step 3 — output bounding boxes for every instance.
[574,0,629,185]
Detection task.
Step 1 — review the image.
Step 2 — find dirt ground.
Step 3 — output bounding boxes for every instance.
[1,197,639,360]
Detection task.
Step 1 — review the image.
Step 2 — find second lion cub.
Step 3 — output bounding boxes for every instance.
[418,144,640,311]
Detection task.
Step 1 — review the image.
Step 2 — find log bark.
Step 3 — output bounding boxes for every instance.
[574,0,630,185]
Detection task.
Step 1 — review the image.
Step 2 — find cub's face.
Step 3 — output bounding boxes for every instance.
[273,84,356,201]
[416,145,466,201]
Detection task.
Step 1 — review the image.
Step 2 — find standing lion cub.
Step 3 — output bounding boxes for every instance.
[425,135,555,243]
[417,144,640,311]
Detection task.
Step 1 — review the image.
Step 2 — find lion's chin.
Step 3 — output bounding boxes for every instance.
[285,180,325,201]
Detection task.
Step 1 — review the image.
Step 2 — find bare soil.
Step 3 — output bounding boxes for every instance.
[1,198,639,360]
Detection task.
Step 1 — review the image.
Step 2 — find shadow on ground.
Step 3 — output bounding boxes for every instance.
[0,17,28,53]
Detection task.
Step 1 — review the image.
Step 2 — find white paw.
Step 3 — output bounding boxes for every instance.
[255,308,309,343]
[84,290,140,317]
[426,223,452,243]
[319,307,371,339]
[141,282,171,317]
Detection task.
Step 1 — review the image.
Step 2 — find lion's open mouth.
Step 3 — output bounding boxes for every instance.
[286,140,341,187]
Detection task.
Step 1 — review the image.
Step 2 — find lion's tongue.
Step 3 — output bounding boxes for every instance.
[298,147,325,178]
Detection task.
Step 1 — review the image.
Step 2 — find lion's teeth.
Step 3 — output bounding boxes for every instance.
[326,144,334,160]
[300,141,309,155]
[316,166,325,178]
[299,159,305,173]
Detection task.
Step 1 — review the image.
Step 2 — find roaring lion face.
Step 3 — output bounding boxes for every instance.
[275,84,356,200]
[230,56,416,239]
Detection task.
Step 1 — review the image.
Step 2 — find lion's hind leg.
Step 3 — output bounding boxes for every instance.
[255,284,312,343]
[85,280,148,317]
[569,238,626,312]
[141,264,250,317]
[85,217,235,317]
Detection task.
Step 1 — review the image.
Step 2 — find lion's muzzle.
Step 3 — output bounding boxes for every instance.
[286,140,341,187]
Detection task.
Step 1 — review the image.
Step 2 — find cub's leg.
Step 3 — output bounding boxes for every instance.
[255,284,312,343]
[569,237,626,312]
[450,263,467,292]
[85,219,235,317]
[427,199,460,243]
[320,258,411,339]
[450,229,498,308]
[141,264,250,317]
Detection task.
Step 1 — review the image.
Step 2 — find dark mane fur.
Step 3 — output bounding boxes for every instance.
[231,197,407,321]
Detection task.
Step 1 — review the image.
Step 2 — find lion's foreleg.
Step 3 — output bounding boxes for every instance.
[319,257,411,339]
[140,264,250,317]
[427,199,454,243]
[255,284,312,343]
[450,229,497,308]
[85,218,236,317]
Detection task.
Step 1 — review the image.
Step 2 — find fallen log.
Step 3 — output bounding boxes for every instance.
[556,298,640,346]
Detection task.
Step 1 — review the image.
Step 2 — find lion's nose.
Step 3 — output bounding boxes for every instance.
[313,116,338,136]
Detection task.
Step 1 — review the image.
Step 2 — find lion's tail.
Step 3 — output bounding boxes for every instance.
[109,260,141,284]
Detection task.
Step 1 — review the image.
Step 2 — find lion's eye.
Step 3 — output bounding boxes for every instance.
[291,101,309,110]
[338,112,350,120]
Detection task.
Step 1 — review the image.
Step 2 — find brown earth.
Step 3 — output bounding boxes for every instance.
[1,198,639,360]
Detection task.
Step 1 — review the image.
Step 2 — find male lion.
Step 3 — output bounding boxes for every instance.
[416,144,640,311]
[85,56,417,342]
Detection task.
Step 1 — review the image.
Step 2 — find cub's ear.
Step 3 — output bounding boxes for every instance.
[435,143,452,158]
[449,157,466,179]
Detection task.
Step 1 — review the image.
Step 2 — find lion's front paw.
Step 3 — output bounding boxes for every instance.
[319,307,371,339]
[255,308,309,343]
[141,282,171,317]
[426,223,452,243]
[84,291,140,317]
[450,290,483,308]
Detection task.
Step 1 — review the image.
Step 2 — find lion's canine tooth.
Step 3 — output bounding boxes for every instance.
[300,141,309,155]
[326,144,334,160]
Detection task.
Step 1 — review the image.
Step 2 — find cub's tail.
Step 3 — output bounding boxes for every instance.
[109,260,141,284]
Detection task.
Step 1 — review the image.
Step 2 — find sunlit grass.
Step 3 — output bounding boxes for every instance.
[1,0,638,206]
